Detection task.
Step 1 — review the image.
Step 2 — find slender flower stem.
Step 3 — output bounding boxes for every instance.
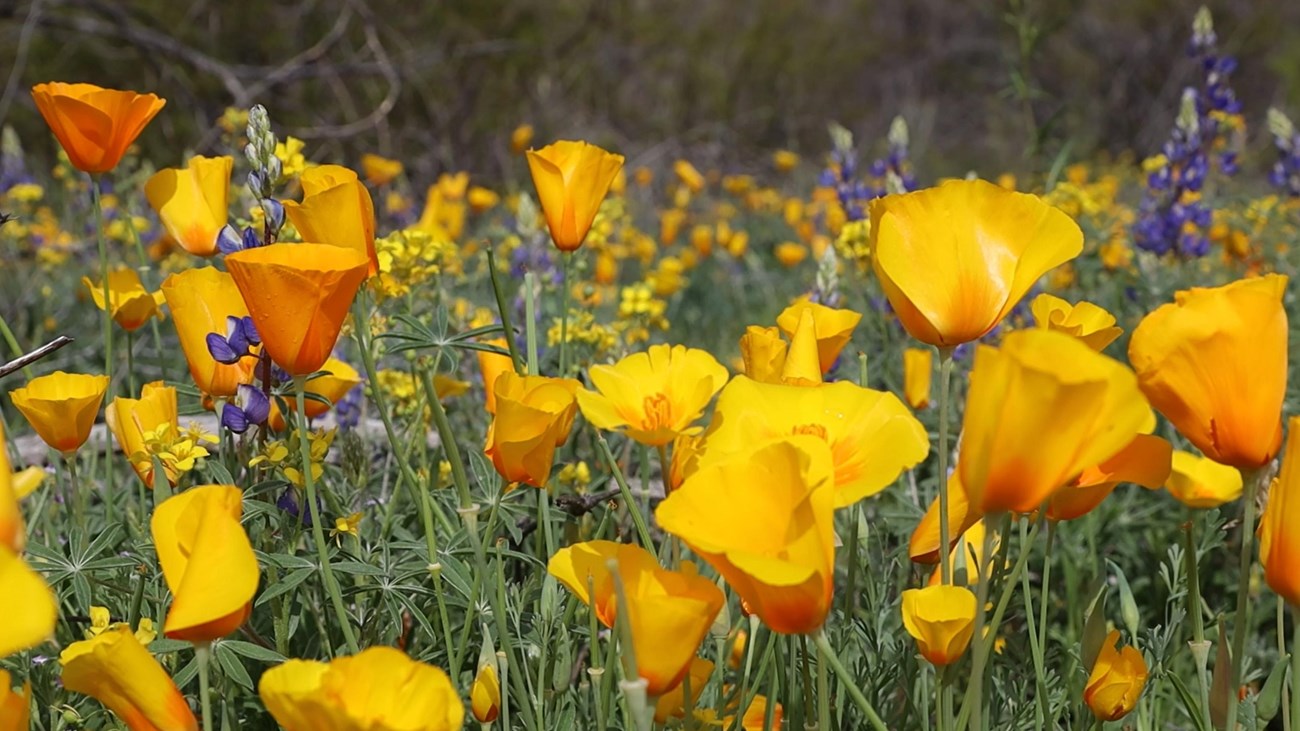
[65,455,85,549]
[119,194,168,382]
[1281,599,1291,731]
[968,514,996,731]
[816,632,831,730]
[90,177,114,497]
[421,361,473,514]
[294,376,359,654]
[525,272,539,373]
[195,643,214,731]
[812,629,888,731]
[1291,607,1300,731]
[485,248,525,375]
[594,433,655,550]
[0,312,34,380]
[1184,518,1213,728]
[559,252,571,376]
[1225,467,1265,731]
[936,348,955,584]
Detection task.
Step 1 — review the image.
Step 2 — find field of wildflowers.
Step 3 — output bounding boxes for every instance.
[5,6,1300,731]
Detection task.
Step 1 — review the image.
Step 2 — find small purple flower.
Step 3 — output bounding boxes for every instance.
[207,316,260,364]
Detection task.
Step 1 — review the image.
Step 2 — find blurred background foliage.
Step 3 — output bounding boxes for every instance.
[1,0,1300,182]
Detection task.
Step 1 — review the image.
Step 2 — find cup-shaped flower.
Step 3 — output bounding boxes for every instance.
[1262,417,1300,606]
[470,662,500,723]
[901,585,977,666]
[477,338,514,414]
[0,669,31,729]
[0,546,57,658]
[1030,293,1122,351]
[739,326,787,384]
[1163,450,1243,509]
[653,657,713,724]
[910,473,983,565]
[268,358,361,431]
[673,160,705,193]
[360,153,403,186]
[1129,274,1288,469]
[283,165,378,276]
[105,381,177,487]
[657,437,836,634]
[0,424,23,552]
[10,372,110,455]
[225,243,369,376]
[484,372,580,487]
[145,155,233,256]
[30,82,165,174]
[526,140,625,251]
[60,626,198,731]
[83,269,165,332]
[151,485,258,642]
[1046,434,1172,521]
[577,344,728,447]
[548,540,724,695]
[903,348,933,409]
[870,179,1083,347]
[960,329,1153,514]
[693,376,928,508]
[258,646,464,731]
[1084,630,1148,721]
[161,267,257,397]
[774,299,861,374]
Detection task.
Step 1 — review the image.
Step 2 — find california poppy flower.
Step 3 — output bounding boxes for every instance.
[870,179,1083,347]
[909,473,982,565]
[9,371,110,455]
[1129,274,1288,469]
[104,381,178,487]
[30,82,165,174]
[1030,293,1122,351]
[161,267,258,397]
[360,153,403,186]
[1262,417,1300,606]
[960,329,1153,514]
[470,662,500,723]
[526,140,625,251]
[151,485,258,642]
[283,165,378,276]
[1163,450,1243,509]
[60,626,198,731]
[774,299,861,374]
[0,424,23,552]
[693,376,928,507]
[484,372,580,487]
[511,124,534,155]
[1046,434,1172,521]
[82,269,165,332]
[0,670,31,728]
[576,344,728,447]
[739,326,788,384]
[477,338,514,414]
[225,243,370,376]
[903,348,933,409]
[1084,630,1148,721]
[548,540,724,695]
[267,357,361,431]
[0,545,57,659]
[144,155,233,257]
[653,657,714,724]
[657,437,836,634]
[901,585,977,665]
[259,646,464,731]
[673,160,705,193]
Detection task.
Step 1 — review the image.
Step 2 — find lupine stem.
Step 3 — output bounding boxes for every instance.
[1224,467,1265,731]
[295,376,359,654]
[936,348,955,584]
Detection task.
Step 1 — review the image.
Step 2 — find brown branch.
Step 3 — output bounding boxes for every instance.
[0,336,73,379]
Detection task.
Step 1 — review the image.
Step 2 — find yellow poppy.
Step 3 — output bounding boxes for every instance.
[774,299,861,375]
[477,338,514,414]
[1030,293,1122,351]
[673,160,705,193]
[225,243,370,376]
[1084,630,1148,721]
[548,540,724,696]
[909,473,981,566]
[484,373,580,487]
[694,376,928,508]
[0,669,30,730]
[903,348,933,409]
[739,325,788,385]
[0,424,24,552]
[576,344,728,447]
[30,82,165,174]
[1129,274,1288,469]
[60,626,198,731]
[470,662,500,723]
[1164,450,1244,509]
[152,485,258,642]
[10,371,110,455]
[774,242,808,267]
[653,657,713,723]
[959,329,1153,514]
[268,357,361,431]
[0,546,57,659]
[259,646,464,731]
[283,165,378,276]
[657,437,836,634]
[82,268,166,332]
[660,209,687,246]
[526,140,625,251]
[773,149,799,173]
[901,585,977,665]
[510,124,534,155]
[870,179,1083,347]
[1262,417,1300,606]
[104,381,178,488]
[144,155,232,257]
[468,186,500,214]
[360,153,403,186]
[161,267,258,397]
[1046,434,1173,521]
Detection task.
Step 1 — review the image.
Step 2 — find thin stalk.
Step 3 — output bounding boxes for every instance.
[0,313,33,379]
[119,194,168,381]
[969,515,997,731]
[1291,607,1300,731]
[817,632,831,730]
[734,616,760,731]
[66,455,85,549]
[1225,467,1265,731]
[595,433,654,550]
[525,272,539,372]
[195,643,214,731]
[1184,518,1213,728]
[295,376,359,653]
[485,248,524,375]
[125,329,136,395]
[559,252,571,376]
[420,362,473,513]
[937,349,955,584]
[799,635,814,725]
[1281,599,1291,731]
[812,629,889,731]
[846,504,861,616]
[90,178,114,498]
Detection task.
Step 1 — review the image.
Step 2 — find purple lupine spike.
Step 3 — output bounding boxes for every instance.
[238,384,270,425]
[216,224,243,255]
[206,332,241,365]
[221,403,250,433]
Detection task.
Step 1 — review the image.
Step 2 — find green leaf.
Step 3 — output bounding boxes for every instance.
[333,560,388,577]
[255,567,314,607]
[214,643,254,690]
[221,640,287,665]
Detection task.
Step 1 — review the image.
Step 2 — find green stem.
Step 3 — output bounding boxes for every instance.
[559,252,571,376]
[66,455,85,550]
[90,178,114,500]
[817,632,831,730]
[421,360,473,514]
[125,329,136,396]
[195,643,214,731]
[1282,599,1291,731]
[969,514,997,731]
[846,504,862,617]
[119,194,168,382]
[485,248,525,375]
[812,629,888,731]
[594,433,654,550]
[1184,518,1213,728]
[525,272,539,373]
[295,376,360,654]
[1291,606,1300,731]
[936,349,955,584]
[1225,467,1265,731]
[0,313,33,379]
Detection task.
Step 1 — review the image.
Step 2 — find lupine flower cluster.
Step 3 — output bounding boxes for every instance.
[1269,108,1300,197]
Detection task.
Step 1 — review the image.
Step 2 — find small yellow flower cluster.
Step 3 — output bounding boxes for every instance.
[5,182,43,203]
[130,422,215,485]
[84,606,156,646]
[556,460,591,489]
[833,219,872,273]
[274,137,309,181]
[374,369,422,419]
[249,428,336,487]
[372,228,455,302]
[547,309,619,356]
[330,512,362,544]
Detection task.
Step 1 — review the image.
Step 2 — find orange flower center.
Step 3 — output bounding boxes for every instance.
[641,393,672,432]
[791,423,828,441]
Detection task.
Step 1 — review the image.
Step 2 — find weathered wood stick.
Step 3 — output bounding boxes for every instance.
[0,335,73,380]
